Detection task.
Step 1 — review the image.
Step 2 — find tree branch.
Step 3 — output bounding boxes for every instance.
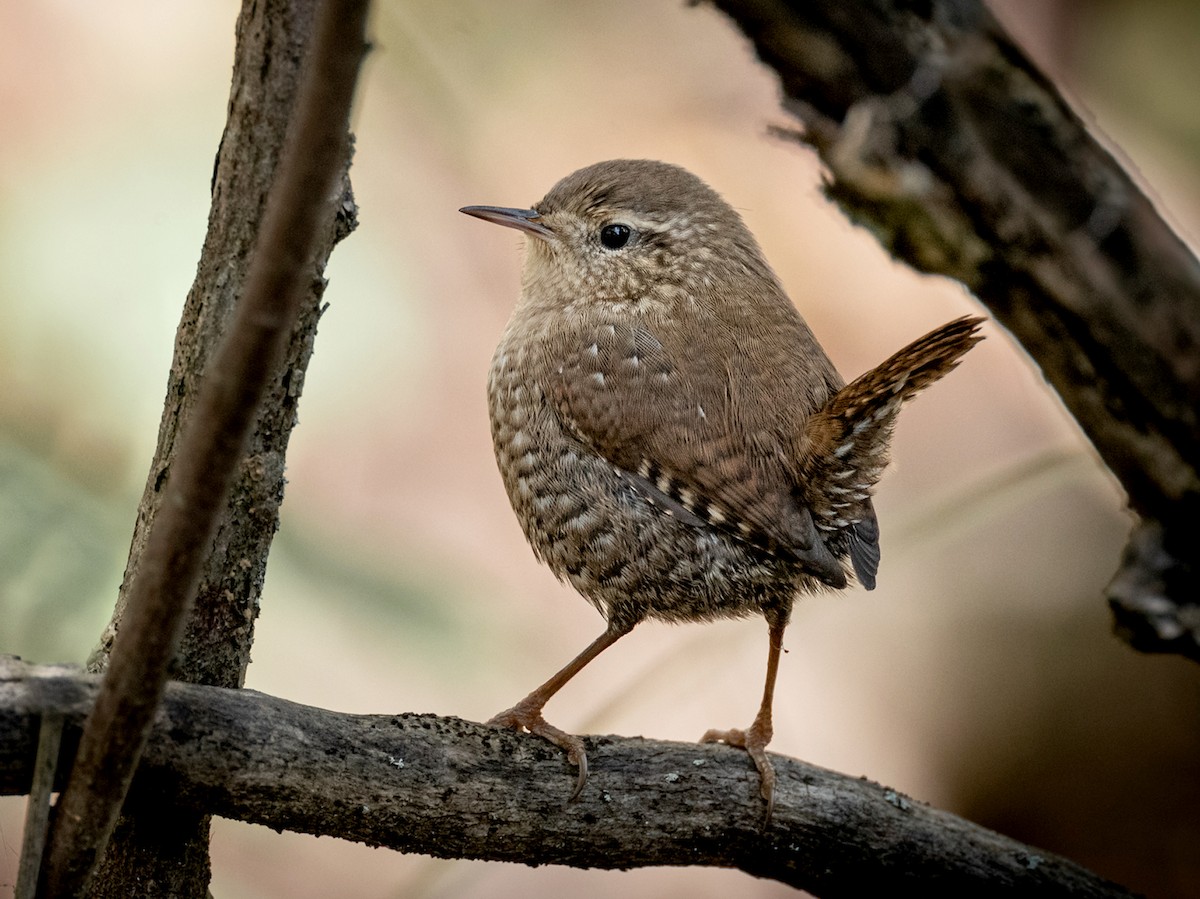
[1,658,1136,899]
[37,2,370,895]
[85,0,358,890]
[705,0,1200,660]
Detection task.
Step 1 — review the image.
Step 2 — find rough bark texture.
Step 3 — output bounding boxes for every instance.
[3,659,1138,899]
[90,0,355,690]
[706,0,1200,660]
[66,0,360,895]
[8,0,1190,895]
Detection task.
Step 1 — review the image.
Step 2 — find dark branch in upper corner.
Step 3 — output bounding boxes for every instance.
[706,0,1200,660]
[1,658,1136,898]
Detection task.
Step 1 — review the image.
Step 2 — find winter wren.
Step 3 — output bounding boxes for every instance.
[462,159,982,819]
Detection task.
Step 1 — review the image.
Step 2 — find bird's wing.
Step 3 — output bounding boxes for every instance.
[551,318,846,588]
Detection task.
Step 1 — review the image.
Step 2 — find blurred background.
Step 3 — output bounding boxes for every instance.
[1,1,1198,897]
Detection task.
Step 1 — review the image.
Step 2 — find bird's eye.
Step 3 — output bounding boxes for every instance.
[599,223,633,250]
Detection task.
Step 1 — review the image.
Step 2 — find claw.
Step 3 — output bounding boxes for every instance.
[489,704,590,801]
[567,745,589,802]
[701,724,777,825]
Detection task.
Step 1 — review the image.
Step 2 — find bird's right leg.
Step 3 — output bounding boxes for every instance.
[489,620,633,800]
[700,609,787,823]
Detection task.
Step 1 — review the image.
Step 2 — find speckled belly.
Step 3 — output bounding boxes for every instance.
[489,360,804,629]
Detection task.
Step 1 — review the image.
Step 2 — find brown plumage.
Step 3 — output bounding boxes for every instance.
[462,159,982,820]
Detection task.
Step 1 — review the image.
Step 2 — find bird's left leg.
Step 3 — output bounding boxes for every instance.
[489,620,633,800]
[700,608,787,822]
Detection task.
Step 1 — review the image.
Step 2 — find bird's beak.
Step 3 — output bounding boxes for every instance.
[459,205,554,240]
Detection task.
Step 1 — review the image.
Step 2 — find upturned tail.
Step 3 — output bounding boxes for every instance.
[799,315,984,578]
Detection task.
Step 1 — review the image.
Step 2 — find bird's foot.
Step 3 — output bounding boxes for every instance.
[489,702,589,801]
[700,721,776,824]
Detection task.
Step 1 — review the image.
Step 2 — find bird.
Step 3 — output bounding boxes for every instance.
[461,159,982,820]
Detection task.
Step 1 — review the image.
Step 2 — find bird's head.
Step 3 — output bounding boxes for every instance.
[461,159,779,313]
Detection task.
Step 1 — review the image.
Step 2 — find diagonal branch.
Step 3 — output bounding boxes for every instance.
[37,2,371,895]
[705,0,1200,660]
[82,1,361,893]
[1,658,1137,899]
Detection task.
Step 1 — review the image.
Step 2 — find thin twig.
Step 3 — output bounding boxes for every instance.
[15,714,63,899]
[38,2,371,894]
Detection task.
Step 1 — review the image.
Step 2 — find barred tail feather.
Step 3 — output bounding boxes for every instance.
[800,315,984,536]
[826,315,984,425]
